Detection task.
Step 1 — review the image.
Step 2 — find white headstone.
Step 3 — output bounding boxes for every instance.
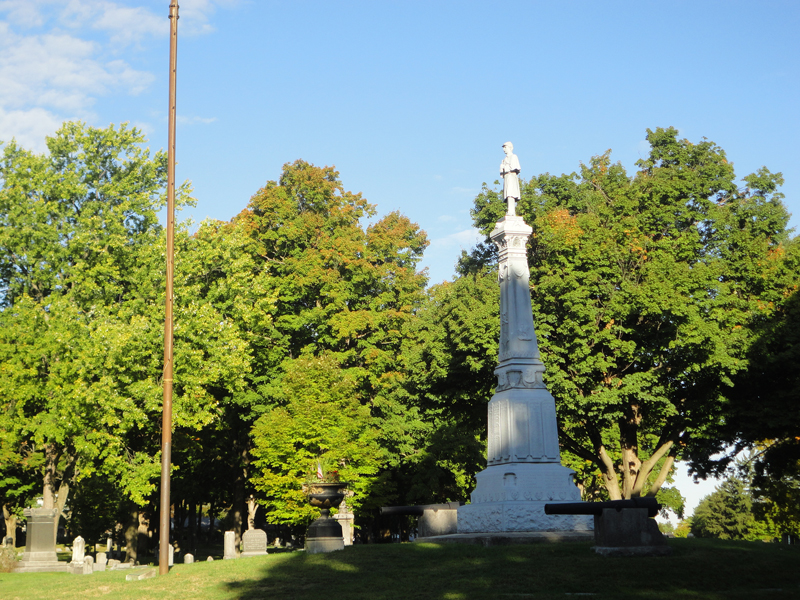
[223,531,237,559]
[184,553,194,564]
[241,529,267,557]
[71,536,85,563]
[95,552,107,572]
[206,556,214,561]
[82,555,94,574]
[106,537,112,553]
[168,544,174,566]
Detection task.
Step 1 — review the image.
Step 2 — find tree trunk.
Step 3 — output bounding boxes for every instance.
[3,504,16,547]
[188,502,197,553]
[123,509,138,563]
[42,443,60,510]
[232,470,245,550]
[53,479,70,543]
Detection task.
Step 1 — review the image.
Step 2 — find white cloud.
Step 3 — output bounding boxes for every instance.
[0,28,154,111]
[437,214,456,222]
[0,1,233,149]
[429,227,483,249]
[177,115,218,125]
[0,106,67,152]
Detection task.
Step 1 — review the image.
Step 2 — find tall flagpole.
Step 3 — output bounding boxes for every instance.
[159,0,179,576]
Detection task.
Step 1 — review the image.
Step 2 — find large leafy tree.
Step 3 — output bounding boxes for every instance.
[0,123,249,546]
[468,127,796,500]
[195,160,429,531]
[711,239,800,535]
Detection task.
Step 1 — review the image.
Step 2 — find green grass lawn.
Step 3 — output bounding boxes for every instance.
[1,538,798,600]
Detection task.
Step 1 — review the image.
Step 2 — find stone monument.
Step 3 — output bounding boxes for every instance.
[457,144,592,534]
[241,529,268,557]
[13,508,67,573]
[223,531,237,559]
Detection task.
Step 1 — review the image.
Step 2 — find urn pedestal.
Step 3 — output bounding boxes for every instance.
[305,483,347,554]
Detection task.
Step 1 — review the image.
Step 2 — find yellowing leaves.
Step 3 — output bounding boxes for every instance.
[540,208,583,247]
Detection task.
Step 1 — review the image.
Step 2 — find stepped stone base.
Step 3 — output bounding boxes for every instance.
[14,560,68,573]
[458,462,592,533]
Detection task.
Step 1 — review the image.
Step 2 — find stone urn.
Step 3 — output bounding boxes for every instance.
[305,482,348,554]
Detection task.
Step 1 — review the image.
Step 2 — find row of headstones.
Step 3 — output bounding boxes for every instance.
[67,537,138,575]
[66,530,270,574]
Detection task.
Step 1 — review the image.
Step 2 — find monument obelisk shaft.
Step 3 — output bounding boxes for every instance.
[457,144,590,533]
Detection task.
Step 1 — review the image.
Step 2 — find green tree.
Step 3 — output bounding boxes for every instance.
[692,475,778,540]
[194,160,428,533]
[0,123,250,548]
[467,127,796,501]
[395,268,499,504]
[251,354,383,526]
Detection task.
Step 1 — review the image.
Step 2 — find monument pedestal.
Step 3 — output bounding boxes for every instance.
[458,463,591,533]
[457,213,592,534]
[14,508,67,573]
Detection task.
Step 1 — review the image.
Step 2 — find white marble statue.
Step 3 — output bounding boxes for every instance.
[500,142,521,216]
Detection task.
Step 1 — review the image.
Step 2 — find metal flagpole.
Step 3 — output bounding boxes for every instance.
[159,0,179,576]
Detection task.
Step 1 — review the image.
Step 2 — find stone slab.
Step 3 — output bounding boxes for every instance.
[126,567,157,581]
[13,561,68,573]
[305,536,344,554]
[416,531,594,546]
[419,507,459,538]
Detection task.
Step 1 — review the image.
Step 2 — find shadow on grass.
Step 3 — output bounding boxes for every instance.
[221,539,800,600]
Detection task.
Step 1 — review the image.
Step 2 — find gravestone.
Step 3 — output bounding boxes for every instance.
[67,536,87,574]
[241,529,268,557]
[107,559,120,569]
[71,536,85,563]
[14,508,67,573]
[3,536,12,548]
[207,556,214,561]
[82,555,94,574]
[106,537,112,554]
[168,543,174,566]
[95,552,107,572]
[184,553,194,564]
[223,531,237,559]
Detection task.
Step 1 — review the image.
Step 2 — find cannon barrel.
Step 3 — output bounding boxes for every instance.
[380,505,425,516]
[380,501,463,517]
[544,497,660,518]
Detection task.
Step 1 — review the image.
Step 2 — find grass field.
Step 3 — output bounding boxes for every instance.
[1,538,798,600]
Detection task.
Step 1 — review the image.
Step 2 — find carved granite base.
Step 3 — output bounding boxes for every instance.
[458,462,592,533]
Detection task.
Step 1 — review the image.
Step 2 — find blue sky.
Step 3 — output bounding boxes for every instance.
[1,0,798,514]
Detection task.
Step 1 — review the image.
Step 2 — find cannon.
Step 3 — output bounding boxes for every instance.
[380,502,463,538]
[545,497,670,556]
[544,497,660,518]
